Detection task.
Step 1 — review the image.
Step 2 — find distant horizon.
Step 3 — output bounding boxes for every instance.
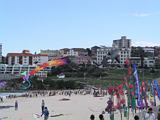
[1,0,160,56]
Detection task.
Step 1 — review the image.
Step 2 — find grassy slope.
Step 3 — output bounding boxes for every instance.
[47,68,160,88]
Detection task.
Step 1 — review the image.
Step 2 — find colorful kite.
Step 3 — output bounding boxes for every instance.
[108,48,120,63]
[20,58,67,89]
[0,80,7,89]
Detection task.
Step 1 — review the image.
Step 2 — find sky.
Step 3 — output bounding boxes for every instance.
[0,0,160,55]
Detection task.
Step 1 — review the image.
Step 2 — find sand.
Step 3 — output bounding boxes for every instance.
[0,94,153,120]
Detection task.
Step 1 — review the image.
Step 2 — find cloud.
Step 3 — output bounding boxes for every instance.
[132,40,160,47]
[132,13,151,17]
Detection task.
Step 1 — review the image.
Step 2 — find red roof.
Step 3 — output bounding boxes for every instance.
[7,53,33,56]
[7,53,48,57]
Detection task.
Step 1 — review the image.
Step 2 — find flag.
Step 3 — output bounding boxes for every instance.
[133,64,143,108]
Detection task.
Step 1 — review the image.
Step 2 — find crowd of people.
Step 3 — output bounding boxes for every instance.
[89,106,160,120]
[2,89,106,100]
[2,89,160,120]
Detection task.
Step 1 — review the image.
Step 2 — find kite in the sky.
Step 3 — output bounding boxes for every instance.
[20,58,68,89]
[108,48,120,63]
[0,80,7,89]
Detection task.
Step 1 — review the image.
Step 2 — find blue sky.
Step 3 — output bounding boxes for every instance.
[0,0,160,55]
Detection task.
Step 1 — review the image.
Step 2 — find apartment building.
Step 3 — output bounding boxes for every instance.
[40,49,61,60]
[60,48,88,57]
[96,47,112,65]
[119,48,131,64]
[6,50,48,65]
[130,57,155,67]
[113,36,131,49]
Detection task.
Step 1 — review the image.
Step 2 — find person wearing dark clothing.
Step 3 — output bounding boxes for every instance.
[90,114,95,120]
[41,100,45,114]
[134,115,139,120]
[41,107,49,120]
[157,107,160,120]
[15,100,18,110]
[99,114,104,120]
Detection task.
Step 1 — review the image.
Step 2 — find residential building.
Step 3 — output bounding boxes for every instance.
[143,47,154,57]
[96,47,131,66]
[40,49,61,60]
[91,46,100,63]
[96,47,112,65]
[119,48,131,64]
[0,43,2,63]
[67,49,79,56]
[130,57,155,67]
[112,36,131,49]
[69,56,91,65]
[60,48,88,57]
[6,50,48,65]
[32,54,49,65]
[0,64,49,78]
[143,47,154,54]
[59,48,70,57]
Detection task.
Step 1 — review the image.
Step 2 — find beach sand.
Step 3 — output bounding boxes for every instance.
[0,94,149,120]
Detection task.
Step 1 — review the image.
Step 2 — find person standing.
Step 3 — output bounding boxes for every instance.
[41,100,45,114]
[157,107,160,120]
[15,100,18,110]
[90,114,95,120]
[134,115,139,120]
[99,114,104,120]
[41,107,49,120]
[144,107,156,120]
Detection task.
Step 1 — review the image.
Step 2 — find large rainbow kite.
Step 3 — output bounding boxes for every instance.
[21,58,67,89]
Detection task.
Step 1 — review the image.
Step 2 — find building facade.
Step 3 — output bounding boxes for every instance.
[70,56,91,65]
[40,49,61,60]
[130,57,155,67]
[7,50,48,65]
[119,48,131,64]
[143,47,154,54]
[112,36,131,49]
[60,48,88,57]
[96,47,112,65]
[0,64,49,77]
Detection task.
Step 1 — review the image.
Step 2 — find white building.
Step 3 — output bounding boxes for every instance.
[7,50,48,65]
[0,64,49,77]
[119,48,131,64]
[143,47,154,54]
[96,47,112,65]
[67,49,79,56]
[33,54,49,65]
[130,57,155,67]
[96,47,131,66]
[40,49,61,60]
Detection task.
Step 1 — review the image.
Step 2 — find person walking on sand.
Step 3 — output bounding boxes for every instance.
[41,107,49,120]
[134,115,139,120]
[41,100,45,114]
[144,107,156,120]
[157,107,160,120]
[99,114,104,120]
[90,114,95,120]
[15,100,18,110]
